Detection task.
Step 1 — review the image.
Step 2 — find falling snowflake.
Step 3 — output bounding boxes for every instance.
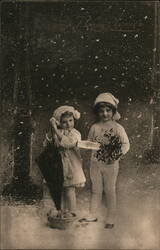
[94,85,99,89]
[96,39,100,42]
[81,35,84,39]
[123,34,127,37]
[81,7,85,10]
[137,113,142,119]
[134,34,138,38]
[104,66,108,70]
[154,127,159,130]
[144,16,148,20]
[94,68,98,72]
[61,74,64,78]
[95,56,98,59]
[52,73,56,77]
[50,40,56,44]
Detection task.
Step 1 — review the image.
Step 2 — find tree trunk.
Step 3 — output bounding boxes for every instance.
[2,3,42,202]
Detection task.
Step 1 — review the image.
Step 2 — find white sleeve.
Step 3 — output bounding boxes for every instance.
[117,124,130,155]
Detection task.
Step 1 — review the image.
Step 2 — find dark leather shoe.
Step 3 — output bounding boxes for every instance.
[104,223,114,229]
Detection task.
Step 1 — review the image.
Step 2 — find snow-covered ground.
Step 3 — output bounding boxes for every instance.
[1,164,160,249]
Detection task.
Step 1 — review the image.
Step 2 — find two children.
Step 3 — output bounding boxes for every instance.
[45,93,130,228]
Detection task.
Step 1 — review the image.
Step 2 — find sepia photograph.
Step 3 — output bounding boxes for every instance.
[0,0,160,249]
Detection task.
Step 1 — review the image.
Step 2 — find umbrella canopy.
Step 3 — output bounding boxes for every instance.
[36,137,64,210]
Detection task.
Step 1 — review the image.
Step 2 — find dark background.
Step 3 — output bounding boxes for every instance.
[0,1,156,192]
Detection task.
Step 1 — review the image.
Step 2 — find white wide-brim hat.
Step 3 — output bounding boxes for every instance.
[94,92,121,120]
[53,105,80,123]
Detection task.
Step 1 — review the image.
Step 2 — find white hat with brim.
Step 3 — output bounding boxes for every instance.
[53,105,80,123]
[94,92,121,120]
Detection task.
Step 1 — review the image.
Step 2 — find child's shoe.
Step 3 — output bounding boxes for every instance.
[79,217,98,222]
[104,223,114,229]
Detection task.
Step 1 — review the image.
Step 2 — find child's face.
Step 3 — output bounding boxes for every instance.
[60,115,74,130]
[98,106,113,122]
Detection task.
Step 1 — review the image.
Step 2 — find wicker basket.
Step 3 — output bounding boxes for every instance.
[48,215,76,230]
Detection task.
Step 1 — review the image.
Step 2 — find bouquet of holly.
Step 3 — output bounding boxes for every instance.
[95,128,123,164]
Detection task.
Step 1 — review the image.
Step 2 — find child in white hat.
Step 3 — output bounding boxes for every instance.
[82,93,130,228]
[45,105,86,218]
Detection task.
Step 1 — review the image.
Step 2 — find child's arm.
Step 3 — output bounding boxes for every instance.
[50,117,81,149]
[50,117,63,141]
[117,124,130,155]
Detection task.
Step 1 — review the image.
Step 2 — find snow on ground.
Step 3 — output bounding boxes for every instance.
[1,164,160,249]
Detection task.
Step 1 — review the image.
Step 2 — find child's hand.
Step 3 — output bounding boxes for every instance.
[50,117,58,130]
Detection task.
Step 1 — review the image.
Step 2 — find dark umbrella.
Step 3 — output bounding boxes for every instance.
[35,130,64,211]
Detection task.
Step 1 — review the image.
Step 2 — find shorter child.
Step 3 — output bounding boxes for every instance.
[84,93,130,228]
[46,106,86,218]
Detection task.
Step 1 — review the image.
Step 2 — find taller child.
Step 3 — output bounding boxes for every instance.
[86,93,130,228]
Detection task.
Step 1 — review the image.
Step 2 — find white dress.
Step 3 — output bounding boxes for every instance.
[47,128,86,188]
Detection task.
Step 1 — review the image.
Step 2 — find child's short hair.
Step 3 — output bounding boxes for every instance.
[94,102,117,116]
